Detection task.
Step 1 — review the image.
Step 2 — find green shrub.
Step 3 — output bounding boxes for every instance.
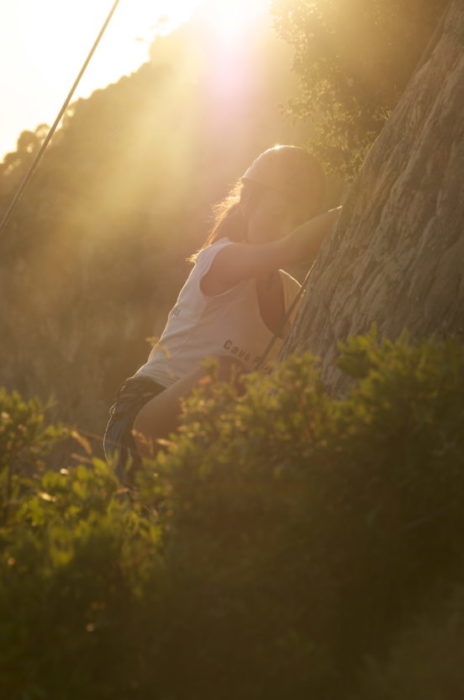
[353,585,464,699]
[1,334,464,699]
[0,389,67,526]
[0,456,166,699]
[151,334,464,698]
[0,393,165,699]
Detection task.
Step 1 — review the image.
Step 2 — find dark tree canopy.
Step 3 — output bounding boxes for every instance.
[273,0,447,176]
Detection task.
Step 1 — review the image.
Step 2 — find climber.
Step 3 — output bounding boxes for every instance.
[103,145,341,477]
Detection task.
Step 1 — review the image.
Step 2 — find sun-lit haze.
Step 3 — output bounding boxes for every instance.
[192,0,273,123]
[200,0,271,45]
[0,0,271,160]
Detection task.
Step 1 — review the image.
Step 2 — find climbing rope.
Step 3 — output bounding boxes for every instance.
[0,0,121,238]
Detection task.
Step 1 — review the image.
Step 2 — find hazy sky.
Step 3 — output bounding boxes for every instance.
[0,0,204,159]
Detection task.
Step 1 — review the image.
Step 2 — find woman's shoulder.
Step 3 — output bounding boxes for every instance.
[194,237,233,258]
[192,237,235,271]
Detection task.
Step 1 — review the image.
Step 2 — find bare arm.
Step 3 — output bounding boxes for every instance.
[201,207,341,295]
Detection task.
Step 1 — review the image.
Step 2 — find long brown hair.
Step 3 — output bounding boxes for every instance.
[189,179,269,262]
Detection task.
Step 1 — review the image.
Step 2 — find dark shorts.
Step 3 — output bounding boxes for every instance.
[103,375,165,480]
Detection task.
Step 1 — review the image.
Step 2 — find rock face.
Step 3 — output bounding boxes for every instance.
[283,0,464,391]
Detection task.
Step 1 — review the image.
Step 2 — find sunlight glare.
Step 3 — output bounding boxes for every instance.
[116,0,200,41]
[193,0,272,125]
[200,0,271,45]
[75,0,201,95]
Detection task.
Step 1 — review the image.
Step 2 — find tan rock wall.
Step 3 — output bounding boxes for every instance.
[284,0,464,391]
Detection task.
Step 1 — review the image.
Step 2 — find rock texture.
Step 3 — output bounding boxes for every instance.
[283,0,464,391]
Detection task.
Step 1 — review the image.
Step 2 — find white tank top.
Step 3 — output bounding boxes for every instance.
[135,238,301,387]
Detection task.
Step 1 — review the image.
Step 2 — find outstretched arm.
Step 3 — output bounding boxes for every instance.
[201,207,341,296]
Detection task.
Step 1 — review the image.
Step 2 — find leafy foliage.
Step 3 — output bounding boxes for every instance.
[1,334,464,698]
[354,584,464,699]
[0,389,67,526]
[0,395,164,699]
[272,0,445,176]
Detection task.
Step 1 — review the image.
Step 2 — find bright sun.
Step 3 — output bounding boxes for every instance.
[199,0,271,43]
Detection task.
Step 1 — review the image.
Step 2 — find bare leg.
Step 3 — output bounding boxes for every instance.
[132,356,244,458]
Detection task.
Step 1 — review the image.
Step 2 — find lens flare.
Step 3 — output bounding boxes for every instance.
[193,0,271,126]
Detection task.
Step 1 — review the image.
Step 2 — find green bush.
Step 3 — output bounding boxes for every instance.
[1,334,464,699]
[0,393,165,698]
[152,334,464,698]
[0,460,166,699]
[0,389,67,526]
[353,584,464,699]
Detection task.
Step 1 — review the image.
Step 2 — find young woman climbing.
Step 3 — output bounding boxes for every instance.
[103,144,341,477]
